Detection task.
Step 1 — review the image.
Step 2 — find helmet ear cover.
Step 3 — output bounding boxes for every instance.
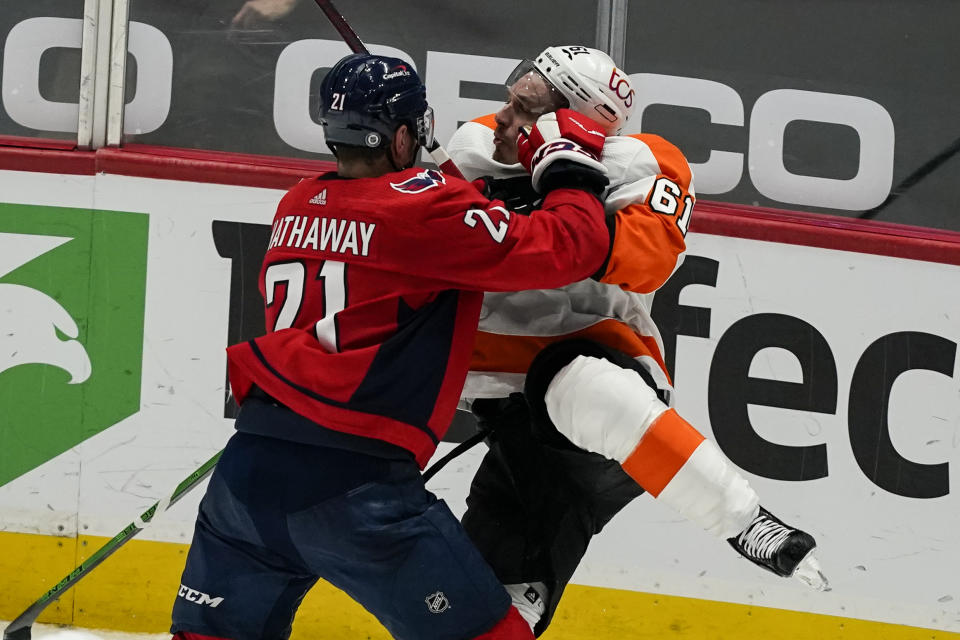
[318,53,434,152]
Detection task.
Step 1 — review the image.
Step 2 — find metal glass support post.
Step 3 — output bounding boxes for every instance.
[595,0,629,65]
[77,0,100,149]
[595,0,611,53]
[89,0,114,148]
[105,0,130,147]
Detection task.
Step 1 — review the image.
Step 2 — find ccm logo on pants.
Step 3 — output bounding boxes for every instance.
[178,584,225,608]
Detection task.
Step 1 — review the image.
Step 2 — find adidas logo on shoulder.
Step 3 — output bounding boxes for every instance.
[309,189,327,206]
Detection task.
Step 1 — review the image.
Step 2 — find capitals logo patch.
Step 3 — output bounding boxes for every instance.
[390,169,446,194]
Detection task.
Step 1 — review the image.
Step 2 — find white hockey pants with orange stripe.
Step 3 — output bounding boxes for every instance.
[545,354,759,539]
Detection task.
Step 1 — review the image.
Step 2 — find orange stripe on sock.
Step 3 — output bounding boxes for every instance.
[620,409,705,497]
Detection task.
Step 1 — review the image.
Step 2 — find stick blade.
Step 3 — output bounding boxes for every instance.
[3,623,32,640]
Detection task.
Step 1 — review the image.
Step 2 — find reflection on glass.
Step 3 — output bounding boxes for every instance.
[123,0,597,160]
[623,0,960,231]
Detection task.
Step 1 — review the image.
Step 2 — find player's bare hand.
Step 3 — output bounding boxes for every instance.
[231,0,299,29]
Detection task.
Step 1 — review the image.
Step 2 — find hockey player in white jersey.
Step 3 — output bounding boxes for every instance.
[447,45,827,635]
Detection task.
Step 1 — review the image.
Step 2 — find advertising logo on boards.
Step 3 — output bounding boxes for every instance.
[0,203,148,486]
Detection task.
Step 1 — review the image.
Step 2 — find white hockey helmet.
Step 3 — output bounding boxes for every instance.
[507,46,635,134]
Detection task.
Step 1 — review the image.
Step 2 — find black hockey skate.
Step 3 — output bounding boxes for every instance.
[728,506,829,590]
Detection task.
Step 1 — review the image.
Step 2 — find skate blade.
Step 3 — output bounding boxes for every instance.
[792,552,831,592]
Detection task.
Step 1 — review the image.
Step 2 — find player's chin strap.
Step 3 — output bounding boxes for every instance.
[422,425,492,482]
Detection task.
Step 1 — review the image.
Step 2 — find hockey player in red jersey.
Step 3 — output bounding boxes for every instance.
[169,53,615,640]
[446,46,827,635]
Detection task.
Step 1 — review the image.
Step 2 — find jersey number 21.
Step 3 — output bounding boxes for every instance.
[264,260,346,352]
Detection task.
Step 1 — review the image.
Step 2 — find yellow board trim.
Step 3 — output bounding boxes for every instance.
[1,531,955,639]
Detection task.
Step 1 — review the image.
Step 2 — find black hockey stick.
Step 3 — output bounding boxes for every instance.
[2,414,480,640]
[422,426,491,482]
[1,430,480,640]
[2,451,222,640]
[859,134,960,220]
[313,0,365,55]
[311,0,467,179]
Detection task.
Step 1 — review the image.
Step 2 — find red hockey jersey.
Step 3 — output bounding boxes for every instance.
[226,168,608,466]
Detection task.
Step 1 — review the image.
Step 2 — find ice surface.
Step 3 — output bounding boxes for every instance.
[2,622,167,640]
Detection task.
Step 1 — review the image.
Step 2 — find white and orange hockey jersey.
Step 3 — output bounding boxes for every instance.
[450,115,776,548]
[447,114,695,402]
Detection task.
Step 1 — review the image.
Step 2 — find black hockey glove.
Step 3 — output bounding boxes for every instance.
[535,160,609,199]
[474,175,543,215]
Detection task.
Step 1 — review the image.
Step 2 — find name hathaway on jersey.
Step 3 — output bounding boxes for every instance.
[268,215,376,257]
